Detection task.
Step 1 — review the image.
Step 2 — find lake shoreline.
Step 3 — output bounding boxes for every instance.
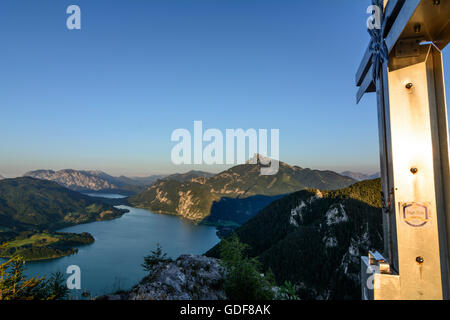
[0,192,130,262]
[0,231,96,262]
[17,198,220,297]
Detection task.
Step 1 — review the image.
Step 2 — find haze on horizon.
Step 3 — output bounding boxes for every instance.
[1,0,448,179]
[0,162,381,180]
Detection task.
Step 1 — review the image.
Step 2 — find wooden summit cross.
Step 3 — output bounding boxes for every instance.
[356,0,450,300]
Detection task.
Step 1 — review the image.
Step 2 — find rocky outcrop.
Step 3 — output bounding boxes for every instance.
[98,255,226,300]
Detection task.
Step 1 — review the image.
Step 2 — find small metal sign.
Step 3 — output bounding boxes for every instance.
[395,38,421,58]
[400,202,431,228]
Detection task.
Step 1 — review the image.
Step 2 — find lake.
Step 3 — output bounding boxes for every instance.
[14,197,220,298]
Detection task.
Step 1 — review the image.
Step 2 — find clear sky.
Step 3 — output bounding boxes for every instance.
[1,0,449,177]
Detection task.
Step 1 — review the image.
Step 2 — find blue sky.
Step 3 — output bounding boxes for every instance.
[0,0,449,177]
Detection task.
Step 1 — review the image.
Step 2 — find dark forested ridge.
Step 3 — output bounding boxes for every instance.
[206,179,383,299]
[130,157,356,223]
[0,177,128,231]
[0,177,129,260]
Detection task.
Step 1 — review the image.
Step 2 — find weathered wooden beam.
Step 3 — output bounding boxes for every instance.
[385,0,421,53]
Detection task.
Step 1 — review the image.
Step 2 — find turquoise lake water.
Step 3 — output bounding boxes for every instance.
[5,197,220,298]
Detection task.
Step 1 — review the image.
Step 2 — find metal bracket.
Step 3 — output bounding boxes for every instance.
[395,37,422,58]
[368,250,391,274]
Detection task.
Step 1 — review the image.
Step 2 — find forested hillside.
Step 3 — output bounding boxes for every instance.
[207,179,383,299]
[0,177,127,231]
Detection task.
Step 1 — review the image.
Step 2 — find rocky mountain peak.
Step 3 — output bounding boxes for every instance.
[246,153,278,165]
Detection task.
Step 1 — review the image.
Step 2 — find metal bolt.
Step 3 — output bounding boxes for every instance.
[411,167,418,174]
[406,83,413,89]
[416,256,424,264]
[433,0,440,6]
[414,24,421,33]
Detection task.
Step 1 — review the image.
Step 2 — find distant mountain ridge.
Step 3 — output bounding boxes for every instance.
[163,170,215,183]
[115,175,167,186]
[0,174,4,180]
[340,171,380,181]
[23,169,162,195]
[130,158,356,222]
[206,179,383,299]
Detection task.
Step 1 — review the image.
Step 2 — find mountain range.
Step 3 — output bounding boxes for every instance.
[129,157,357,222]
[206,178,383,299]
[0,166,383,298]
[23,169,166,195]
[340,171,380,181]
[0,174,4,180]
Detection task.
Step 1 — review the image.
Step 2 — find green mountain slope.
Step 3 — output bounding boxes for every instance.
[206,179,383,299]
[129,158,356,222]
[0,177,127,231]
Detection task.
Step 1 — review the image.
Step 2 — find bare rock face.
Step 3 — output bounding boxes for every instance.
[98,255,226,300]
[23,169,118,191]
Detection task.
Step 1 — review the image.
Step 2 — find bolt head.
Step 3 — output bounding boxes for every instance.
[414,24,421,33]
[416,256,424,264]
